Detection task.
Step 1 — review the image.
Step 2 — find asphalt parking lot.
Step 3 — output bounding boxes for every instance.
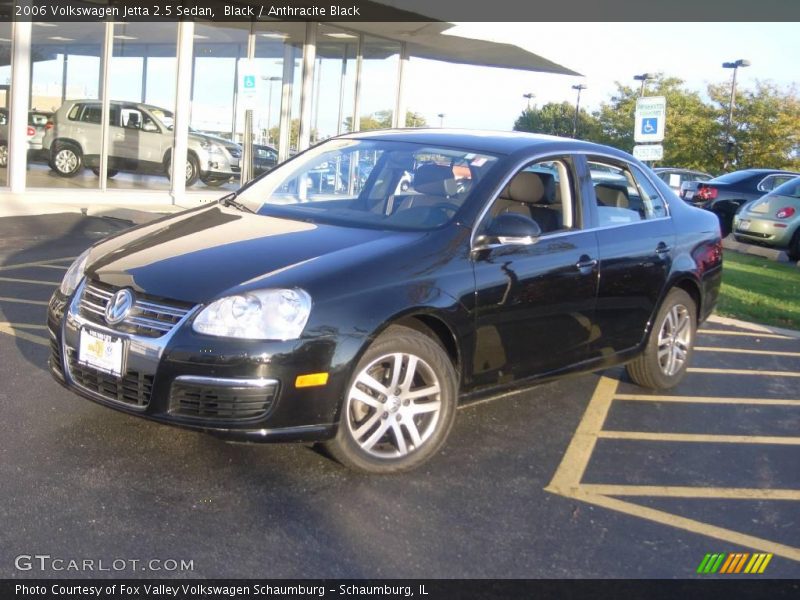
[1,214,798,579]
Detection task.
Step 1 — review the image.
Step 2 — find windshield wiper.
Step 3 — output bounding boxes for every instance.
[219,192,255,213]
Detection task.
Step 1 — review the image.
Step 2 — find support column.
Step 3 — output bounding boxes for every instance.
[393,43,408,128]
[351,34,363,133]
[98,22,114,191]
[296,22,316,153]
[8,20,31,193]
[277,44,294,163]
[170,20,194,204]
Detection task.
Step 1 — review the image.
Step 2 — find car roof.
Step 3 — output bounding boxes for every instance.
[726,168,800,176]
[653,167,709,175]
[63,99,171,113]
[338,128,634,158]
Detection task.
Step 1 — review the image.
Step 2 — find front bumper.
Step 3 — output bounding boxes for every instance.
[47,280,354,443]
[732,215,796,247]
[195,147,241,178]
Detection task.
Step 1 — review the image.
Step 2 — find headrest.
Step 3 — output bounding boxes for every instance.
[413,164,455,197]
[503,171,555,205]
[595,183,629,209]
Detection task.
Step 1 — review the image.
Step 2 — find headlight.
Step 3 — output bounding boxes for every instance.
[59,247,92,296]
[192,289,311,340]
[199,139,224,154]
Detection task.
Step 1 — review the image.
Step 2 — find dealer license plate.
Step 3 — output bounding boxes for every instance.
[78,328,124,377]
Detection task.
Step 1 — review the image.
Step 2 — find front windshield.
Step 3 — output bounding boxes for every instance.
[235,139,501,231]
[149,108,174,130]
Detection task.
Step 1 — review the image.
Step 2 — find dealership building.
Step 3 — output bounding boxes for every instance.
[0,10,574,207]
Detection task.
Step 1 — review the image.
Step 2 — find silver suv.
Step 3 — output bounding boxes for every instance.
[42,100,242,187]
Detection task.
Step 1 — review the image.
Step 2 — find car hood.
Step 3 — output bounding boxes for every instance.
[189,131,240,150]
[84,205,421,304]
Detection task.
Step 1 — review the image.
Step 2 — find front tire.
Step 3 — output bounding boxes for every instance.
[627,288,697,390]
[0,141,7,167]
[167,152,200,187]
[325,325,457,473]
[91,168,118,178]
[51,143,83,177]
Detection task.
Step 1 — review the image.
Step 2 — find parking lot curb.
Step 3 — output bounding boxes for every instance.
[708,314,800,339]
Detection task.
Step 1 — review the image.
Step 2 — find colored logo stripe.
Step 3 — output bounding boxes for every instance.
[697,553,773,574]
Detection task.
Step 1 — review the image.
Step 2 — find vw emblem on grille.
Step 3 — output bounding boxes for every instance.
[105,288,134,325]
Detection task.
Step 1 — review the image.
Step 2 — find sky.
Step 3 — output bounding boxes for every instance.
[404,22,800,131]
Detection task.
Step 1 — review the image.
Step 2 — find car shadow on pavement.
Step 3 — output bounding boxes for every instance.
[0,213,133,375]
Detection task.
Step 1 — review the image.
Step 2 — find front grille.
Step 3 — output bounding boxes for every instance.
[49,334,64,379]
[79,280,193,338]
[67,348,153,408]
[170,379,278,421]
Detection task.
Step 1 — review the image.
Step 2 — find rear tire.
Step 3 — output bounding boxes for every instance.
[0,141,7,167]
[325,325,457,473]
[788,230,800,262]
[627,288,697,390]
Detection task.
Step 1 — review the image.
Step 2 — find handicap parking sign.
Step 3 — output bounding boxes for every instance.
[243,75,256,89]
[641,118,658,135]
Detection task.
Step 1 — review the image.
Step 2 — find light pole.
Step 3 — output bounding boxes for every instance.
[262,75,281,145]
[722,59,750,169]
[437,113,445,128]
[571,84,587,138]
[523,92,535,109]
[633,72,654,97]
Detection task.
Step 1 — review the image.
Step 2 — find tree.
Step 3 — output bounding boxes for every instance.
[343,109,428,132]
[513,102,599,138]
[708,81,800,172]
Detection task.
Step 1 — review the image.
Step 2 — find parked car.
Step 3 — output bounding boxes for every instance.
[733,177,800,260]
[679,168,800,236]
[0,108,53,166]
[48,130,722,473]
[653,167,712,195]
[42,100,242,186]
[253,143,279,176]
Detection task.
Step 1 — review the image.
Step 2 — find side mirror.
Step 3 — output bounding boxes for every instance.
[476,213,541,248]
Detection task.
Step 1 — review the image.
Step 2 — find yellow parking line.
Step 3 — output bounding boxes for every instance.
[565,489,800,563]
[695,346,800,358]
[0,257,76,271]
[0,296,49,306]
[698,329,791,340]
[688,367,800,377]
[614,394,800,406]
[547,375,618,494]
[0,322,47,330]
[578,483,800,501]
[599,430,800,445]
[0,276,60,286]
[0,323,49,346]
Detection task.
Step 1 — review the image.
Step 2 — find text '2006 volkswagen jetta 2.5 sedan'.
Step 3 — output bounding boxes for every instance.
[48,130,722,473]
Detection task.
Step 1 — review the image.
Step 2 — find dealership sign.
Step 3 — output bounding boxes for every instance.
[634,96,666,143]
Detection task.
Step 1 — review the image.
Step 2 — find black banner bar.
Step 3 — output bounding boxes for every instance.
[1,0,799,22]
[3,580,800,600]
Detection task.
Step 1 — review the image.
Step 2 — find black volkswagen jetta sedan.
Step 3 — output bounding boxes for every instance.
[48,130,722,473]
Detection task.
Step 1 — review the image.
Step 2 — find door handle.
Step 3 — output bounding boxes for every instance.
[575,257,598,270]
[656,242,672,255]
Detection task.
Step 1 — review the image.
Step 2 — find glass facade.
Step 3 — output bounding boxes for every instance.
[0,21,408,199]
[0,22,11,187]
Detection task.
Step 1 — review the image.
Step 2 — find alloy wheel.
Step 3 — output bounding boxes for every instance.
[346,352,442,459]
[657,303,692,377]
[54,148,78,174]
